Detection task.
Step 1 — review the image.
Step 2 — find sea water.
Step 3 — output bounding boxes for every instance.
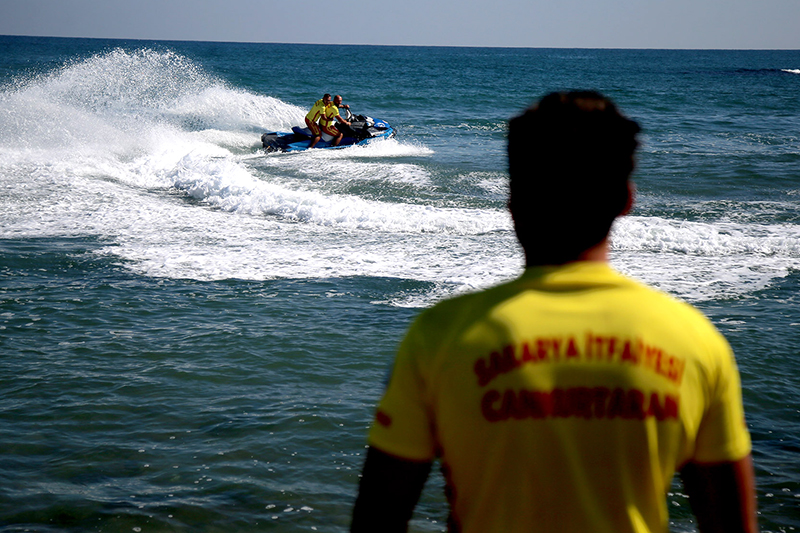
[0,36,798,532]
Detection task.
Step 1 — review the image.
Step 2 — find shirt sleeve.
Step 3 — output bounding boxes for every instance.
[368,321,437,462]
[691,336,752,463]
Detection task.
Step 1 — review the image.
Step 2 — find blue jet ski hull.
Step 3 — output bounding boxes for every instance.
[261,116,394,153]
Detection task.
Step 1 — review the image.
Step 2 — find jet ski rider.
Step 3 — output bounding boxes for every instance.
[319,95,351,147]
[305,93,331,149]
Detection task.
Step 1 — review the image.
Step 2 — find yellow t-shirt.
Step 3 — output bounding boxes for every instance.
[319,104,339,128]
[305,99,326,123]
[368,262,751,533]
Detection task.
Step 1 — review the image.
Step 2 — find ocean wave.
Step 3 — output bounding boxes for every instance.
[167,152,508,234]
[613,216,800,257]
[0,47,303,160]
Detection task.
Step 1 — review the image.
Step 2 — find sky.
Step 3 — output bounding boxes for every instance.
[1,0,799,49]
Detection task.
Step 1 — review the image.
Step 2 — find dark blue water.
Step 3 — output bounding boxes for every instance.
[1,36,798,531]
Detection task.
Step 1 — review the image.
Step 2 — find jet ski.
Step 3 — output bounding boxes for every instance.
[261,109,395,153]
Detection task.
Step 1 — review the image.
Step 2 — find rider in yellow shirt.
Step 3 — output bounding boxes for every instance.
[351,92,758,533]
[318,95,351,146]
[304,94,330,149]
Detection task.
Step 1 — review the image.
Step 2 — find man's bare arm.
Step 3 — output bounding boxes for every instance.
[351,446,432,533]
[680,454,759,533]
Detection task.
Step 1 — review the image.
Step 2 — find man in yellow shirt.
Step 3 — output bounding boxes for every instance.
[319,94,351,146]
[351,92,758,533]
[305,93,330,149]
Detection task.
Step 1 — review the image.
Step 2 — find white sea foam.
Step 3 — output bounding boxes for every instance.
[167,152,507,234]
[610,216,800,302]
[613,216,800,257]
[317,137,434,158]
[256,150,436,187]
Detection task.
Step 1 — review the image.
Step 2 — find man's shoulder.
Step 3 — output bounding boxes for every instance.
[612,271,717,321]
[580,266,722,332]
[585,268,729,352]
[410,272,545,334]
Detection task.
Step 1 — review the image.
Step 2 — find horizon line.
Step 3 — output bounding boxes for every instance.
[2,33,799,52]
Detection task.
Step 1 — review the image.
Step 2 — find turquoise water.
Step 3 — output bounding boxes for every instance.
[1,36,799,531]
